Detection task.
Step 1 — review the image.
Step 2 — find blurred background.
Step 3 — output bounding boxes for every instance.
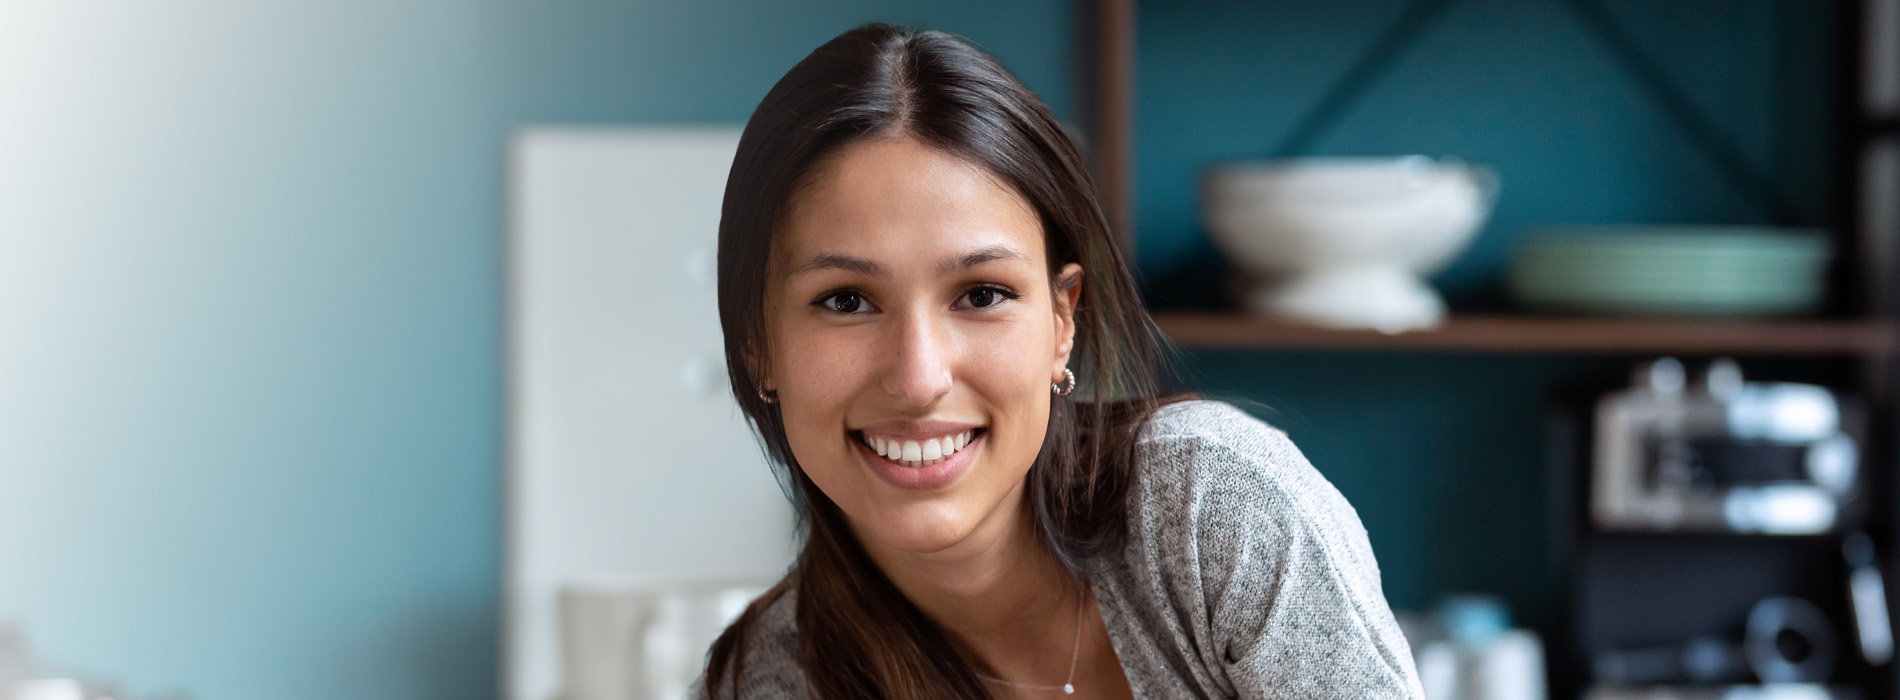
[3,1,1898,700]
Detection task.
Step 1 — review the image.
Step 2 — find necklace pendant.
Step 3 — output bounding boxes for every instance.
[1063,683,1074,694]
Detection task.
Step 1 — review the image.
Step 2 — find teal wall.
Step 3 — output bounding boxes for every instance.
[0,3,1069,700]
[1184,353,1629,622]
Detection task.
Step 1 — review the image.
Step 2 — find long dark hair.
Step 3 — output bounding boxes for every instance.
[705,23,1176,699]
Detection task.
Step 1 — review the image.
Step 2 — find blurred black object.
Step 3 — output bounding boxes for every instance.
[1592,358,1862,535]
[1545,359,1883,699]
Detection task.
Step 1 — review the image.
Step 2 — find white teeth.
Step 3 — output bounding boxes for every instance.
[862,430,979,466]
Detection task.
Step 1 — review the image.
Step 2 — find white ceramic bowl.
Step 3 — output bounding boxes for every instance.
[1202,156,1497,332]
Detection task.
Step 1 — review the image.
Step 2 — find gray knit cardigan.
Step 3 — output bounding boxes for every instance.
[693,400,1425,699]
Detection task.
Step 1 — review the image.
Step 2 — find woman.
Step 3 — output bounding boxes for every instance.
[697,23,1421,700]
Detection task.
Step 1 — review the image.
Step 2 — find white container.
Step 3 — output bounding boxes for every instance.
[1202,156,1497,333]
[1470,630,1546,700]
[1415,641,1461,700]
[559,576,771,700]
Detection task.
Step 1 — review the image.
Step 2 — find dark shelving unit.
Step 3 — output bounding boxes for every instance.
[1152,313,1900,357]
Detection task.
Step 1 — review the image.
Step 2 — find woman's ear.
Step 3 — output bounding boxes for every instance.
[743,342,772,394]
[1052,263,1083,377]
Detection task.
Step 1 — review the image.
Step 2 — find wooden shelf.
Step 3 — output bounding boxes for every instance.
[1152,312,1900,356]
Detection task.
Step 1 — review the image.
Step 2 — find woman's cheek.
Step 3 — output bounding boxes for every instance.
[778,321,872,401]
[966,317,1051,387]
[773,327,864,469]
[970,322,1052,455]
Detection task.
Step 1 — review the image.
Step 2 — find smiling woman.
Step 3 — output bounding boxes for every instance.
[695,23,1423,700]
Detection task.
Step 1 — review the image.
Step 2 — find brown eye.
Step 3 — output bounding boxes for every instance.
[967,288,998,308]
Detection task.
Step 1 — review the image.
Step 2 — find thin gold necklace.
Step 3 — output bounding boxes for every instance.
[973,589,1086,695]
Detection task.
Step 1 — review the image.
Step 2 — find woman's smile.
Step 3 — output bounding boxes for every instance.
[851,423,989,491]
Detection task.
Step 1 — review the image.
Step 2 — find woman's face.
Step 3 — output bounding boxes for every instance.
[763,137,1080,557]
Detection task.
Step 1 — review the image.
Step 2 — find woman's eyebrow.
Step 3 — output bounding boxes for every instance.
[790,245,1027,279]
[791,253,885,278]
[940,245,1026,275]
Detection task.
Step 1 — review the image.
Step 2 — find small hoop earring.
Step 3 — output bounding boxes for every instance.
[1052,367,1076,397]
[757,385,778,404]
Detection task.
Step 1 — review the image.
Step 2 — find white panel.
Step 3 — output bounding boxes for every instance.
[506,128,795,700]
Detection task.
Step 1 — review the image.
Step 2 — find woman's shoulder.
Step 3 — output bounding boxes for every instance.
[1141,398,1288,447]
[689,585,807,700]
[1134,398,1312,497]
[1113,399,1423,697]
[1124,398,1377,593]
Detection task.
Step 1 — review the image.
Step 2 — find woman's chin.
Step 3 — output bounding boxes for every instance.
[862,503,983,556]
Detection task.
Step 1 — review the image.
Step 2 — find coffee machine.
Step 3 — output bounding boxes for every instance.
[1592,358,1858,535]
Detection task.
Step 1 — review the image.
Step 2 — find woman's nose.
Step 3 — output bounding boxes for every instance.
[881,309,954,407]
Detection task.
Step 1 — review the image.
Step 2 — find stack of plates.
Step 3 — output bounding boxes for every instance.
[1508,226,1833,315]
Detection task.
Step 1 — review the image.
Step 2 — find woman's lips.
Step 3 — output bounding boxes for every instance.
[855,430,983,491]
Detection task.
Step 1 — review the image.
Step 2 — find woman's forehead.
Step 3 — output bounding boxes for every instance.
[774,138,1045,272]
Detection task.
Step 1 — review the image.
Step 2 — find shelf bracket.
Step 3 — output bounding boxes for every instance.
[1270,0,1460,159]
[1265,0,1803,226]
[1560,0,1800,225]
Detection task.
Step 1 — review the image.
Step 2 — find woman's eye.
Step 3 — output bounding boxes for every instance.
[816,292,870,314]
[959,285,1019,309]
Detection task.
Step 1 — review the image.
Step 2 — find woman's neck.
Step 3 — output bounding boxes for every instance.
[857,480,1081,675]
